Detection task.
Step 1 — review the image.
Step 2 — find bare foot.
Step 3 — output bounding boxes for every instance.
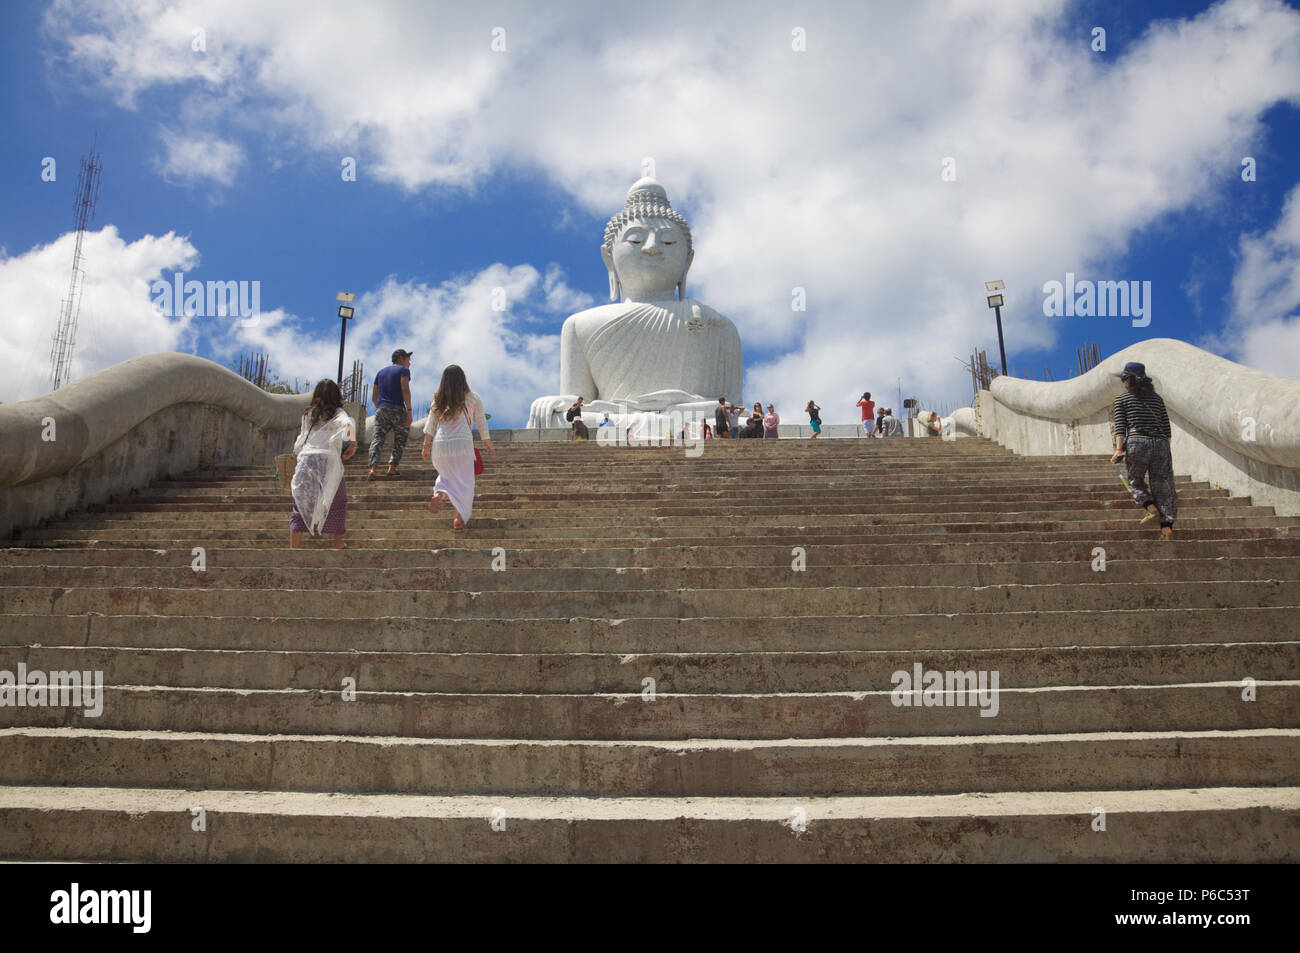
[453,517,464,530]
[427,494,442,514]
[1160,526,1174,541]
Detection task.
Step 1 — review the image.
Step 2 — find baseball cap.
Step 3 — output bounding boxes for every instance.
[392,349,413,362]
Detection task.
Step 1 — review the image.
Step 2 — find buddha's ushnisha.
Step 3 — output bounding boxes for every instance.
[528,177,742,430]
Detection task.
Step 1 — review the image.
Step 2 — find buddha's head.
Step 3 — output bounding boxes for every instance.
[601,177,694,303]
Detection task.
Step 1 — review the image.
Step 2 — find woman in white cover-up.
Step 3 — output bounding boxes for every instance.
[421,364,495,529]
[289,379,357,549]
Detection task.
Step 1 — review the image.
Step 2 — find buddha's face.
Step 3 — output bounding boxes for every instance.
[604,216,692,301]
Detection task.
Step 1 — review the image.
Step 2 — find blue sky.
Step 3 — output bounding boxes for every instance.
[2,0,1299,426]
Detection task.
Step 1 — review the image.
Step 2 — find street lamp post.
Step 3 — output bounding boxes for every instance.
[985,280,1008,376]
[336,291,356,385]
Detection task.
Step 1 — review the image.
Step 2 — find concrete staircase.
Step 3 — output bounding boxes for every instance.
[1,436,1298,862]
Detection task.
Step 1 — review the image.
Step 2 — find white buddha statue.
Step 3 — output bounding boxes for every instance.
[527,178,742,436]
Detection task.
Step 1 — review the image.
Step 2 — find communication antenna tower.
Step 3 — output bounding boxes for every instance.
[49,143,103,391]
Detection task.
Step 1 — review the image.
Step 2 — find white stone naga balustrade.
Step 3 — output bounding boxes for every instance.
[0,353,315,539]
[973,337,1300,516]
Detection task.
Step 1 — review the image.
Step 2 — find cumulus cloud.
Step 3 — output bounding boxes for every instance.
[1225,183,1300,378]
[209,263,572,424]
[157,126,245,186]
[0,226,197,404]
[43,0,1300,419]
[0,218,585,421]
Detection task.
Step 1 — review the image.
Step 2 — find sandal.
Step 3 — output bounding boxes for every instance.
[1139,511,1159,525]
[1160,527,1174,541]
[452,517,465,530]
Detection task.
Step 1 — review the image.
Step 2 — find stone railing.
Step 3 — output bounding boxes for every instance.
[974,338,1300,516]
[0,353,311,539]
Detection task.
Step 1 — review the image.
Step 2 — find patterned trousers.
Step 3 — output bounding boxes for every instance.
[369,406,410,467]
[1124,434,1178,526]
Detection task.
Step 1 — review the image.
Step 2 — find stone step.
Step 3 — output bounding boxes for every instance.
[69,499,1255,524]
[7,605,1296,653]
[4,557,1299,594]
[176,469,1186,489]
[78,495,1245,518]
[209,462,1131,481]
[15,526,1298,550]
[17,516,1294,545]
[50,499,1279,526]
[5,579,1297,618]
[2,728,1295,796]
[2,785,1295,862]
[127,481,1222,501]
[156,470,1205,490]
[5,537,1300,567]
[3,642,1293,692]
[1,681,1294,739]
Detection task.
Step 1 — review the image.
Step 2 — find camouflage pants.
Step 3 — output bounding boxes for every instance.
[1124,434,1178,526]
[369,406,410,467]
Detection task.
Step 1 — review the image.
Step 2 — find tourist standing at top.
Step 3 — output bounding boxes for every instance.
[369,349,414,480]
[566,397,589,440]
[880,408,904,437]
[805,400,822,439]
[727,403,741,438]
[290,379,356,550]
[857,392,876,437]
[763,403,780,438]
[715,397,730,439]
[1110,362,1178,540]
[421,364,495,530]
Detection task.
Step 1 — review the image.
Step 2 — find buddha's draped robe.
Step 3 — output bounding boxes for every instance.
[566,299,741,404]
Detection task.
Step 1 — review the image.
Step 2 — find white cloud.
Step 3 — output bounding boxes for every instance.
[1225,183,1300,378]
[211,263,570,424]
[0,226,197,403]
[44,0,1300,420]
[541,264,596,316]
[157,126,245,186]
[0,219,584,421]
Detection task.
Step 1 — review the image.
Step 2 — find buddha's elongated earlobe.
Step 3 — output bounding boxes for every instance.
[600,244,620,302]
[678,249,694,301]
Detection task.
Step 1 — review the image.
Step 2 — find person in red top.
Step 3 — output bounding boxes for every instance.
[857,392,876,437]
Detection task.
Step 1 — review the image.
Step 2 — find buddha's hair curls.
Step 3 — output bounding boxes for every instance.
[603,188,693,256]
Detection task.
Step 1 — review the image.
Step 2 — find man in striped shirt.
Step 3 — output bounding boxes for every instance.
[1110,362,1178,539]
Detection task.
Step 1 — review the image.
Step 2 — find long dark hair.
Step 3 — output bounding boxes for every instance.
[306,379,343,428]
[432,364,470,420]
[1123,374,1157,397]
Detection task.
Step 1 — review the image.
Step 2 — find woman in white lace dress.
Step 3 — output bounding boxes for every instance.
[289,379,357,549]
[420,364,495,529]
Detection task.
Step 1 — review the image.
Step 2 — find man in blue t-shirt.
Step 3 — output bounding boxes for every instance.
[368,349,413,479]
